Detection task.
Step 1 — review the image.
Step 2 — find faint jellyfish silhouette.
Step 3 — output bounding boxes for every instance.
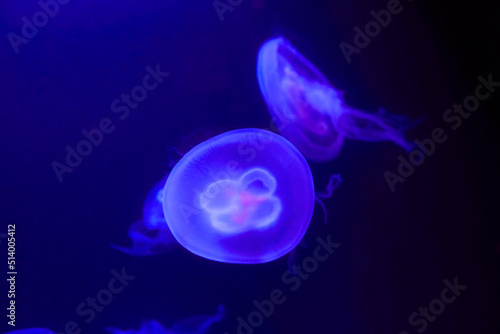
[5,329,55,334]
[257,36,415,162]
[111,177,177,256]
[105,304,225,334]
[163,128,315,264]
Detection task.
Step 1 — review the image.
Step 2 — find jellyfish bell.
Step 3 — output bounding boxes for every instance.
[257,36,415,162]
[257,37,344,161]
[111,177,177,256]
[162,128,315,264]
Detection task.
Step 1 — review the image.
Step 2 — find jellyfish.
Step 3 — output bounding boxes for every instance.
[256,36,415,162]
[162,128,315,264]
[105,304,225,334]
[4,329,55,334]
[111,177,177,256]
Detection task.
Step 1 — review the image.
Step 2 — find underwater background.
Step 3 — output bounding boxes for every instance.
[0,0,499,333]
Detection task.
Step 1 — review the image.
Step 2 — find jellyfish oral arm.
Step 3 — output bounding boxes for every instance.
[337,107,415,151]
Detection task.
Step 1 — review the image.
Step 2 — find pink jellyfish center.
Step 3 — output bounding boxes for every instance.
[199,168,282,234]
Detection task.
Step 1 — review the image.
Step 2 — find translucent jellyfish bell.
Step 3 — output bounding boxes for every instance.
[106,304,225,334]
[257,36,415,162]
[112,177,177,256]
[162,129,315,264]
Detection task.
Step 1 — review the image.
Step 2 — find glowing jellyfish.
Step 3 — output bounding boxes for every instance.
[106,304,225,334]
[112,177,177,256]
[162,128,315,264]
[257,36,415,161]
[5,329,55,334]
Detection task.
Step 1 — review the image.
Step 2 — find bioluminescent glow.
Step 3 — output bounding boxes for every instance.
[257,36,415,161]
[5,329,55,334]
[106,304,225,334]
[111,177,177,256]
[163,128,315,264]
[199,167,282,234]
[142,177,169,229]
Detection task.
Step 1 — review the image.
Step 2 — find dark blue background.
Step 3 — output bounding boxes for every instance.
[0,0,498,333]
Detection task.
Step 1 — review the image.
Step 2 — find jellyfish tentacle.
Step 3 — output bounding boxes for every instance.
[316,174,342,199]
[106,320,166,334]
[106,304,224,334]
[314,196,328,224]
[315,174,342,224]
[191,304,225,334]
[287,248,298,276]
[287,240,310,276]
[337,107,415,151]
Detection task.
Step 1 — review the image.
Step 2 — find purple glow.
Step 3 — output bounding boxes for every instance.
[257,36,414,161]
[5,329,55,334]
[105,304,225,334]
[163,129,315,264]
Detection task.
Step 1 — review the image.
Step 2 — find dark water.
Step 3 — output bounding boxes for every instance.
[0,0,498,333]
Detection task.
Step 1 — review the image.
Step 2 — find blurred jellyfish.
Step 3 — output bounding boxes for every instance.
[111,177,177,256]
[5,329,55,334]
[257,36,415,162]
[163,128,315,264]
[106,304,225,334]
